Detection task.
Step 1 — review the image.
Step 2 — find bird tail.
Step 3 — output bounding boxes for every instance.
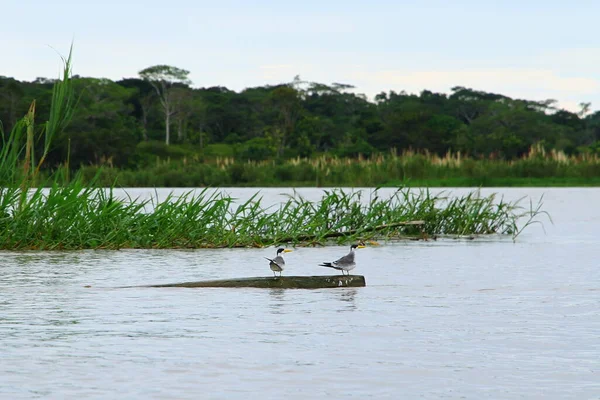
[266,257,282,269]
[319,262,336,269]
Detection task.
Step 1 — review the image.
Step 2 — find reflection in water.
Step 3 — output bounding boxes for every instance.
[338,288,358,311]
[267,288,358,314]
[326,288,359,311]
[1,253,79,287]
[12,252,84,266]
[268,288,286,314]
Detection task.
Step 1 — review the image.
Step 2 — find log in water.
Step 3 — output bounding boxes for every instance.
[141,275,366,289]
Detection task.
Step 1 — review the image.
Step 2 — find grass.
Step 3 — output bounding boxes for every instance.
[0,186,548,250]
[0,48,549,250]
[73,147,600,188]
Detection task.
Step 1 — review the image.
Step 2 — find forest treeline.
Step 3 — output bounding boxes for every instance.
[1,64,600,172]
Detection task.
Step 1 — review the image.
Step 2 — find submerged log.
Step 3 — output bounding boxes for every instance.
[141,275,366,289]
[274,220,425,243]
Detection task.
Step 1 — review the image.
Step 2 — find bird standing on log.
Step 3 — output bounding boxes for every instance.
[265,248,292,277]
[319,244,366,275]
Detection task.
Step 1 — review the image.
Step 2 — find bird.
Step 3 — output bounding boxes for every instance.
[264,248,292,277]
[318,244,366,275]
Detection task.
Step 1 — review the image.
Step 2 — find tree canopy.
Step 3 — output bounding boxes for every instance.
[139,65,192,145]
[1,70,599,170]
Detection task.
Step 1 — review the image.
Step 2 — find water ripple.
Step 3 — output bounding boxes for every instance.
[1,188,600,399]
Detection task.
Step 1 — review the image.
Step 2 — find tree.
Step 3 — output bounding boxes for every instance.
[139,65,191,145]
[187,92,208,148]
[117,78,158,141]
[468,101,567,158]
[57,78,140,167]
[0,77,25,132]
[449,86,509,125]
[269,86,302,157]
[171,87,193,142]
[578,102,592,118]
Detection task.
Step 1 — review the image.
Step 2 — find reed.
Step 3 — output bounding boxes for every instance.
[0,185,546,250]
[78,146,600,188]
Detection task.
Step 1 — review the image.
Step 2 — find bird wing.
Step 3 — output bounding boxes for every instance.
[264,256,281,268]
[333,251,355,266]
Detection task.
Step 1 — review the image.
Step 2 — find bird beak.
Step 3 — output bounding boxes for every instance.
[283,249,293,253]
[357,245,366,249]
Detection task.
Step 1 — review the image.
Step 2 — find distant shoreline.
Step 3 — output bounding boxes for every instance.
[71,152,600,188]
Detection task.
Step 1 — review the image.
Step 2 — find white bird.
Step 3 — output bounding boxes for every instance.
[264,248,292,277]
[319,244,366,275]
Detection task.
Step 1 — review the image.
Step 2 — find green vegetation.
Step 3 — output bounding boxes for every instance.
[0,182,545,250]
[0,51,549,250]
[75,148,600,187]
[1,62,600,188]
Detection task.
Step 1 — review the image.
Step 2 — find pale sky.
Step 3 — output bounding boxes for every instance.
[2,0,599,112]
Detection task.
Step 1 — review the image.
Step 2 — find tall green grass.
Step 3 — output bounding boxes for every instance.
[0,186,546,250]
[0,47,76,226]
[0,50,548,250]
[77,148,600,188]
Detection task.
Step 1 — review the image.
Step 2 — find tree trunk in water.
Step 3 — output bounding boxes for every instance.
[127,275,367,289]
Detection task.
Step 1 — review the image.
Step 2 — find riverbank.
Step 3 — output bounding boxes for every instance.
[76,150,600,188]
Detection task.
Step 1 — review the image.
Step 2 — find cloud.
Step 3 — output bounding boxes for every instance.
[259,64,294,70]
[350,68,600,94]
[257,63,314,82]
[346,67,600,111]
[533,48,600,76]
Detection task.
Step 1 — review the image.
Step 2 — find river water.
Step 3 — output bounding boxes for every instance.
[0,187,598,399]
